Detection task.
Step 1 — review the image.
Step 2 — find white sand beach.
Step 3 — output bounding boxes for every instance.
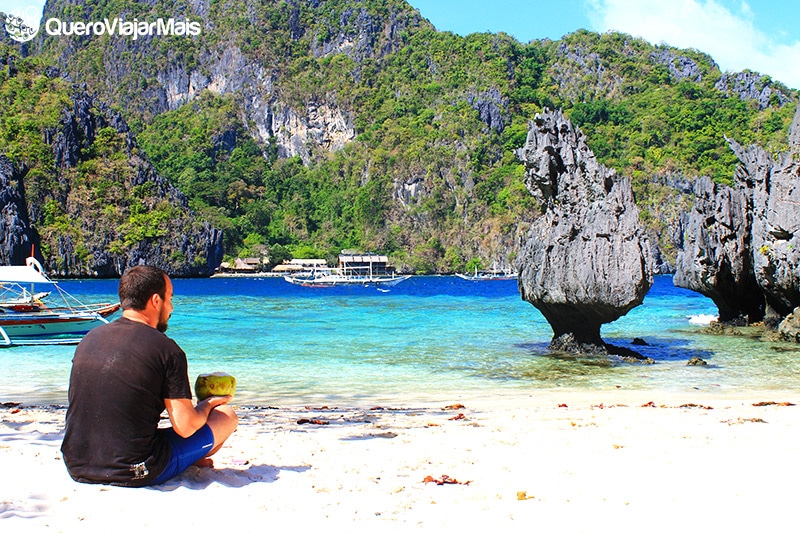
[2,390,799,532]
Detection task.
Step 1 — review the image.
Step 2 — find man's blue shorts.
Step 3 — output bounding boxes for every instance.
[150,424,214,485]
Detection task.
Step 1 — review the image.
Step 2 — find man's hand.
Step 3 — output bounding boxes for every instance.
[198,395,232,409]
[165,396,229,438]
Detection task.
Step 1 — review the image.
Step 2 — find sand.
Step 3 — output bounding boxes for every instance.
[2,390,799,532]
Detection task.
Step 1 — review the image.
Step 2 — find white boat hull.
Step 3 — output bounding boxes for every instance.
[0,314,108,339]
[0,304,120,345]
[455,273,517,281]
[283,274,411,288]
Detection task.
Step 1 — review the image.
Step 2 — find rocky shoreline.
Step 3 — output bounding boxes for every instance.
[675,104,800,339]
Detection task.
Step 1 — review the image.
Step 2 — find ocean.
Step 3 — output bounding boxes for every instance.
[3,275,799,406]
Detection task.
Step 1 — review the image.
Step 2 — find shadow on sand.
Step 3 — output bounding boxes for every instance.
[152,463,311,490]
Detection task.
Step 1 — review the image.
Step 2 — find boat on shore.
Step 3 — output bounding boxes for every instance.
[0,258,120,346]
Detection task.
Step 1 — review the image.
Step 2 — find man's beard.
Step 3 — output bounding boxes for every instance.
[157,321,168,333]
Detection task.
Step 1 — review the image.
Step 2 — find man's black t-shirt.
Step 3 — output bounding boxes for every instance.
[61,317,192,486]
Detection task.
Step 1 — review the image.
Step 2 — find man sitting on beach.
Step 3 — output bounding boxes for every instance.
[61,265,238,486]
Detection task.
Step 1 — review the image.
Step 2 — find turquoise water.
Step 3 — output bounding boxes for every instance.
[2,275,799,405]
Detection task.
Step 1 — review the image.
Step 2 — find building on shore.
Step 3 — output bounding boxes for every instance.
[271,258,328,274]
[218,257,269,274]
[337,252,395,276]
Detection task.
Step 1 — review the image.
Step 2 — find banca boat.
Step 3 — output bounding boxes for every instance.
[455,265,517,281]
[283,267,410,288]
[0,258,120,346]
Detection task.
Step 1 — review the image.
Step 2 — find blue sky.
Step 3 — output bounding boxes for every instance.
[3,0,800,88]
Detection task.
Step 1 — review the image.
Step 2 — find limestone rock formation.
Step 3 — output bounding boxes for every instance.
[729,139,800,324]
[714,71,793,110]
[516,109,653,355]
[0,155,39,266]
[778,308,800,343]
[49,92,224,277]
[672,176,763,323]
[268,97,357,164]
[650,50,705,83]
[675,104,800,332]
[0,88,223,276]
[467,88,508,133]
[36,0,416,168]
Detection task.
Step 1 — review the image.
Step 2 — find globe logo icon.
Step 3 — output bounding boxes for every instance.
[4,7,40,43]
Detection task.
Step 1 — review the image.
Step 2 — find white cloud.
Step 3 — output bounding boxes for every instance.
[587,0,800,89]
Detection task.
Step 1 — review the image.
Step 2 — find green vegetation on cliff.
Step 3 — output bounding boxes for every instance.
[0,47,220,275]
[3,0,798,273]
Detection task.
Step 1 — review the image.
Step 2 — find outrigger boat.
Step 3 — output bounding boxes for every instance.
[283,267,411,288]
[455,264,517,281]
[283,251,411,288]
[0,258,120,346]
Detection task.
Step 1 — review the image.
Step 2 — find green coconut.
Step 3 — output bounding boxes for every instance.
[194,372,236,401]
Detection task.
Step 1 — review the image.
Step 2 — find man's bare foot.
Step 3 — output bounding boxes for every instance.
[193,457,214,468]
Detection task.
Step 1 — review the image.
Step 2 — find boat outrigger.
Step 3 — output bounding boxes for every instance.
[0,258,120,346]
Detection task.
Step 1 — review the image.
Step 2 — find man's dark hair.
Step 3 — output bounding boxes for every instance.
[118,265,168,311]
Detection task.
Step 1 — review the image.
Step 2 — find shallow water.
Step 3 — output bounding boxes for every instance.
[2,275,798,406]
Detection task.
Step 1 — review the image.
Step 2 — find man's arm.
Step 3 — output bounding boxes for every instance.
[164,396,231,438]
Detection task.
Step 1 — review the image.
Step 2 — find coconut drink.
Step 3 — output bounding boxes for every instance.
[194,372,236,401]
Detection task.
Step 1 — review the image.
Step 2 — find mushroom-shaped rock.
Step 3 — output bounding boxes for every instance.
[516,109,653,356]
